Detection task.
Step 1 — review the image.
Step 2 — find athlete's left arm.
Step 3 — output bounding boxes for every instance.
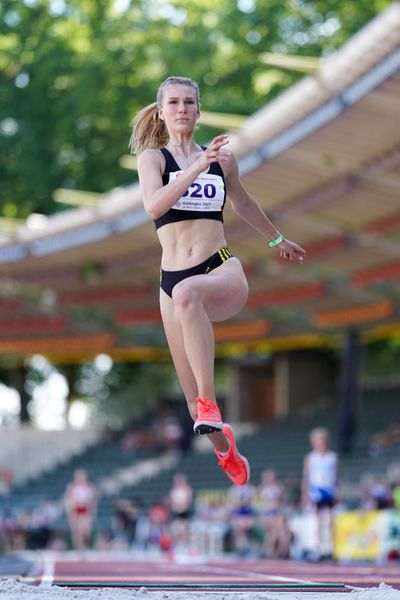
[224,154,305,263]
[334,452,340,499]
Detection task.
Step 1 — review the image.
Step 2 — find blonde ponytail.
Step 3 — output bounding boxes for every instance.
[129,102,169,156]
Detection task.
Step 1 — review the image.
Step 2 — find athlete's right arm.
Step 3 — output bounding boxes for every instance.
[137,149,203,220]
[137,135,231,220]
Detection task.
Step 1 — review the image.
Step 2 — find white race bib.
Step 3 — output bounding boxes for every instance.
[169,171,225,212]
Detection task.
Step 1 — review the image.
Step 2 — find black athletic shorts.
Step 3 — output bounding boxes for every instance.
[160,246,233,297]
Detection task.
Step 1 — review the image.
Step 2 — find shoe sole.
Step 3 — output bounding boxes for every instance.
[193,420,223,435]
[222,423,251,484]
[239,454,251,485]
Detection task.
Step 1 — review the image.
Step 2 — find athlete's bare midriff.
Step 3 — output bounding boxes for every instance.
[157,218,227,270]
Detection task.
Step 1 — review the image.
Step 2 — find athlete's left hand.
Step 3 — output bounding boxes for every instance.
[278,238,306,263]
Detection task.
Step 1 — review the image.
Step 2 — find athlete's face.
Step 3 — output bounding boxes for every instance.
[159,84,199,133]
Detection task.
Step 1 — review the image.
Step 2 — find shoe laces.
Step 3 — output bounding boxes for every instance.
[218,454,240,475]
[196,397,214,408]
[196,397,220,417]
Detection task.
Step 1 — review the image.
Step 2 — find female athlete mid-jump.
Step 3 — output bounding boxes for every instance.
[131,76,305,485]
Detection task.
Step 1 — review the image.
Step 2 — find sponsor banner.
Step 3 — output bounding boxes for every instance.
[334,511,386,560]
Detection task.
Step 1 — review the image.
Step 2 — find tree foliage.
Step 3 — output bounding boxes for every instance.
[76,359,180,428]
[0,0,392,219]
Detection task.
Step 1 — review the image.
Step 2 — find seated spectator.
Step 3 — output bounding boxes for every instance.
[367,423,400,457]
[386,424,400,449]
[152,407,184,450]
[113,497,143,547]
[0,506,19,552]
[147,500,172,551]
[120,430,156,452]
[284,473,301,512]
[0,469,13,496]
[258,470,291,558]
[362,475,392,510]
[227,483,259,556]
[26,500,59,550]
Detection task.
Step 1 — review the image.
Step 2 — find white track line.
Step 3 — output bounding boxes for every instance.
[39,553,54,587]
[193,563,316,585]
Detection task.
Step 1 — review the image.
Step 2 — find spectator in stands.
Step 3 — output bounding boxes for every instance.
[227,483,259,556]
[302,427,338,560]
[153,407,184,450]
[362,474,392,510]
[0,469,13,496]
[113,497,143,548]
[367,423,400,457]
[0,506,19,552]
[64,469,97,550]
[284,473,301,511]
[120,429,156,452]
[26,499,59,550]
[386,424,400,449]
[146,500,172,552]
[169,473,193,548]
[258,470,291,558]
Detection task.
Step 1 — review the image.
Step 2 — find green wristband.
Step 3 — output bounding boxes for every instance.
[268,234,284,248]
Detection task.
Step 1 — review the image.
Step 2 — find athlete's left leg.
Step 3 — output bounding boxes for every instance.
[171,258,251,484]
[171,257,248,403]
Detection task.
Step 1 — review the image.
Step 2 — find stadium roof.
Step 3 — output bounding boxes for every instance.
[1,2,400,363]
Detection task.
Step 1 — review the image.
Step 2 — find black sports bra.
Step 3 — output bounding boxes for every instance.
[154,147,226,230]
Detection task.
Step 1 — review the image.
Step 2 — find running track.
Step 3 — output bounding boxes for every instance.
[21,553,400,591]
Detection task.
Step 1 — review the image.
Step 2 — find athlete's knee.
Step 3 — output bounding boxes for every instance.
[172,281,200,312]
[235,271,249,301]
[236,278,249,307]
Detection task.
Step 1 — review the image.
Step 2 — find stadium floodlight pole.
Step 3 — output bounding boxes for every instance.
[53,188,103,207]
[259,52,321,74]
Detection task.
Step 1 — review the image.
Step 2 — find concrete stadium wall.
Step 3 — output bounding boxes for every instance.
[0,426,103,486]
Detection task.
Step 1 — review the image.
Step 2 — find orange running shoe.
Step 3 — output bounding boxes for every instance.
[216,423,250,485]
[193,397,223,435]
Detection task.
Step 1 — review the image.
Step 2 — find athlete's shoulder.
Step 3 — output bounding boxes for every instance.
[137,148,165,171]
[138,147,163,162]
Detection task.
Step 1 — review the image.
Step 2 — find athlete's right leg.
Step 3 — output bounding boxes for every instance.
[160,290,229,454]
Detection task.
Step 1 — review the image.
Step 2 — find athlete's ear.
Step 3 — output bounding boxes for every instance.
[158,107,164,121]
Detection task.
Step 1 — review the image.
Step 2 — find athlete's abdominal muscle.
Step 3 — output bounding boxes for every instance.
[158,219,227,270]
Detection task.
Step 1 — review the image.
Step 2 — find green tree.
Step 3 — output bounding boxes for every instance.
[76,359,179,428]
[1,0,392,219]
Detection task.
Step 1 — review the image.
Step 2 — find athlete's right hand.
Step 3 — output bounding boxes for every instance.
[197,134,231,171]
